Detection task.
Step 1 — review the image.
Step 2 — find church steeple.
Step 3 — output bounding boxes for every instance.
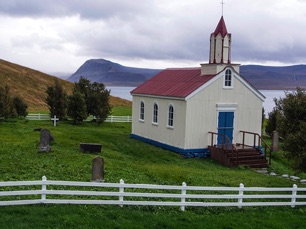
[201,16,240,75]
[209,16,231,64]
[213,16,228,38]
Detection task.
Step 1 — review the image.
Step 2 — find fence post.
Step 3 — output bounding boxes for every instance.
[119,179,124,207]
[111,116,113,123]
[41,176,47,202]
[291,184,297,208]
[38,113,41,120]
[180,182,187,211]
[238,183,244,208]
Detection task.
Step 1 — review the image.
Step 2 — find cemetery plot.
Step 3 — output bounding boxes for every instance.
[80,143,102,153]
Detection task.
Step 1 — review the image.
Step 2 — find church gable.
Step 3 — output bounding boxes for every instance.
[186,67,265,102]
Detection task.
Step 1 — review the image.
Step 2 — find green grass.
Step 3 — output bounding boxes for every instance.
[111,106,132,116]
[0,118,306,228]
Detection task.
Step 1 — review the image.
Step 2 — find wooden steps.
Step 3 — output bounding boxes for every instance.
[209,145,268,168]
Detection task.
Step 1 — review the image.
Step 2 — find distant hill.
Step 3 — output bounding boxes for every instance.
[240,65,306,90]
[0,59,131,111]
[68,59,306,90]
[0,59,74,112]
[67,59,161,86]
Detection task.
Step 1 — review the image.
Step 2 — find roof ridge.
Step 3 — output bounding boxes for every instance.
[165,67,201,70]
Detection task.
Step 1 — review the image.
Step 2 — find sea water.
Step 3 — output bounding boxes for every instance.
[107,86,287,117]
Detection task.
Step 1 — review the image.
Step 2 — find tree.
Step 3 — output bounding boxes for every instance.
[46,80,68,120]
[0,85,16,118]
[0,89,4,118]
[74,77,112,123]
[13,96,28,117]
[273,87,306,171]
[67,91,87,124]
[0,95,4,118]
[265,107,279,136]
[87,82,112,124]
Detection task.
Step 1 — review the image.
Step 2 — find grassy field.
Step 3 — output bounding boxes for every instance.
[1,111,306,228]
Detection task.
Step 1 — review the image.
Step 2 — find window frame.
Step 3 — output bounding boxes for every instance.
[224,69,233,88]
[167,104,174,128]
[152,102,158,125]
[139,101,145,122]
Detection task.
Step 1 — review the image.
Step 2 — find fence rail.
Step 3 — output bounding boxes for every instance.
[26,114,50,120]
[26,114,132,123]
[105,116,132,123]
[1,176,306,210]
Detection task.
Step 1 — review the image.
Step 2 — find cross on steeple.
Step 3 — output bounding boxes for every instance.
[221,0,225,16]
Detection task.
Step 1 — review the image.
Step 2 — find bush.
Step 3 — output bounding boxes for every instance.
[46,80,68,120]
[0,85,28,118]
[67,91,87,124]
[13,96,28,117]
[274,88,306,171]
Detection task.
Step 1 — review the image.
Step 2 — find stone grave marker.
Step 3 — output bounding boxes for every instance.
[38,129,51,153]
[92,156,104,182]
[272,130,279,151]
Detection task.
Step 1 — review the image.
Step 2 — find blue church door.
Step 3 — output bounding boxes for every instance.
[217,112,234,145]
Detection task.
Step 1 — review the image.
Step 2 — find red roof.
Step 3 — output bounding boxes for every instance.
[131,68,216,98]
[213,16,228,37]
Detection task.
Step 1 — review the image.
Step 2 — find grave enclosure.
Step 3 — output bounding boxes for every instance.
[80,143,102,153]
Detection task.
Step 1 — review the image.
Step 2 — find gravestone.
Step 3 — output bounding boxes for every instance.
[272,130,279,151]
[38,129,51,153]
[92,156,104,182]
[80,143,102,153]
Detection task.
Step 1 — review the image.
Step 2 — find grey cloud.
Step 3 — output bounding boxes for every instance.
[11,32,63,51]
[0,0,153,19]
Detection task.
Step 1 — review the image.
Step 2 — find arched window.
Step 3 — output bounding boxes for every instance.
[153,103,158,124]
[140,101,144,121]
[168,105,174,127]
[224,69,232,87]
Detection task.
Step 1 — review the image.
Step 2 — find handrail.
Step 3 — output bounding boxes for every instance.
[208,132,238,166]
[239,131,273,165]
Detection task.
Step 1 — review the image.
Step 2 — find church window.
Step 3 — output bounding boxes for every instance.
[224,69,232,87]
[168,105,174,127]
[153,103,158,124]
[140,101,144,121]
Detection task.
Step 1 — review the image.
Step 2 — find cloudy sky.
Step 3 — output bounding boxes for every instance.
[1,0,306,75]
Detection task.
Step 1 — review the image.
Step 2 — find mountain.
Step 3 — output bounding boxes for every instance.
[240,65,306,90]
[68,59,306,90]
[0,59,131,112]
[67,59,161,86]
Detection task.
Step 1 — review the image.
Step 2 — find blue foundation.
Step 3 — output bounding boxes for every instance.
[130,134,210,158]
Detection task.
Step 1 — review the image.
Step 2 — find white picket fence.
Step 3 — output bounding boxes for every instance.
[105,115,132,123]
[26,113,50,120]
[26,114,132,123]
[1,176,306,210]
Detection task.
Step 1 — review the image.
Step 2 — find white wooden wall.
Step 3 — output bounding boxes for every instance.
[132,68,264,151]
[131,96,187,149]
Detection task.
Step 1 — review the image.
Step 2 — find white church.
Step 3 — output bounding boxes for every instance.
[130,16,265,158]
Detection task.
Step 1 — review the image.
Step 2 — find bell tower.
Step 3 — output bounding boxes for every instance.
[209,16,231,64]
[201,16,240,75]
